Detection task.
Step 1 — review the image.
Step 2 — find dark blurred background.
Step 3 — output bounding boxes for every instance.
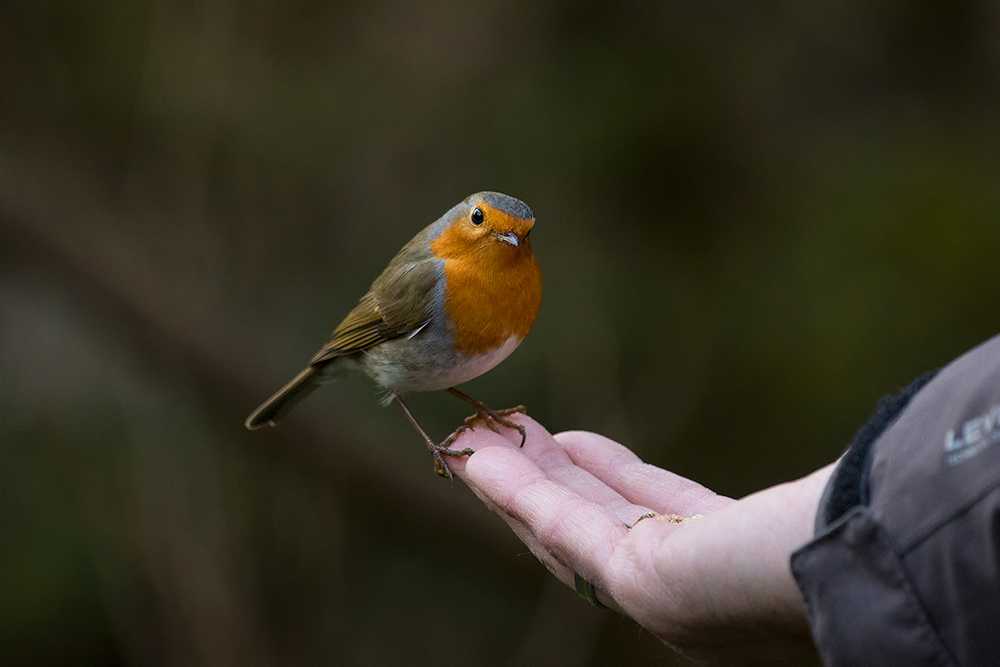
[2,1,999,665]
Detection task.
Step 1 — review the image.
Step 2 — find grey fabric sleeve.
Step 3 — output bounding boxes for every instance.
[791,334,1000,667]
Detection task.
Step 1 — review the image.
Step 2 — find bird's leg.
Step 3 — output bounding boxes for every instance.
[446,387,528,447]
[393,395,474,479]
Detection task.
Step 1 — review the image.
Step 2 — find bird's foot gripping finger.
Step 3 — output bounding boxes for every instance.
[393,395,474,479]
[430,425,477,479]
[463,405,528,447]
[445,388,529,447]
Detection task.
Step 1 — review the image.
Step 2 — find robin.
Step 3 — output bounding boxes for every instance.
[245,191,542,478]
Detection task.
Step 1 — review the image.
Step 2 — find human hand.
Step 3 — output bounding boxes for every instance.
[446,416,833,666]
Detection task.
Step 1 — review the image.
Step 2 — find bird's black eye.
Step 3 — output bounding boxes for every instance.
[471,207,484,225]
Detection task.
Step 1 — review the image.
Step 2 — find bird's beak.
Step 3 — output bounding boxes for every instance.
[496,231,519,247]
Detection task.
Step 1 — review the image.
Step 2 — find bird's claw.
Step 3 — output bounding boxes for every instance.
[463,405,528,447]
[430,425,476,478]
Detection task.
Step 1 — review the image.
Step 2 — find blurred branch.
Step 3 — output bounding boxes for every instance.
[0,146,515,550]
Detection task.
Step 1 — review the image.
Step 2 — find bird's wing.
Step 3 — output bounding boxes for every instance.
[310,250,440,364]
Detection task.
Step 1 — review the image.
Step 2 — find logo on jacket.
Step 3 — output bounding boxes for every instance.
[944,404,1000,465]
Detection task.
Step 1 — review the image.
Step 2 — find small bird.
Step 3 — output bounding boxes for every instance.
[246,191,542,478]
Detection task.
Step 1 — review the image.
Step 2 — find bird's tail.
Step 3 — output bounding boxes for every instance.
[245,365,323,430]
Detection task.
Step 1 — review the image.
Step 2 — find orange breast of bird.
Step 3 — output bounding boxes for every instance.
[429,208,542,357]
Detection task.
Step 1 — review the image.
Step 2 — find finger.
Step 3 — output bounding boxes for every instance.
[554,431,734,516]
[472,483,572,582]
[476,500,622,613]
[449,426,625,588]
[463,445,629,591]
[440,429,569,578]
[459,417,656,526]
[442,425,513,479]
[444,413,540,480]
[517,422,657,527]
[453,444,577,583]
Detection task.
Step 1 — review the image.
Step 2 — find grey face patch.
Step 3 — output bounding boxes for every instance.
[476,191,534,220]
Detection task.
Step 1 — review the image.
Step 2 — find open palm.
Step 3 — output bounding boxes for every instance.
[447,416,832,666]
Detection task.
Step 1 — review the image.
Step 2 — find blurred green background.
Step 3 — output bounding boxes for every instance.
[2,1,999,665]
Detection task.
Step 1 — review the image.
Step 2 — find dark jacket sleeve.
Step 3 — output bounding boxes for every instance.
[791,334,1000,667]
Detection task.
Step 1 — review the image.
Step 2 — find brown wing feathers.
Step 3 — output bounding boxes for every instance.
[310,252,439,365]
